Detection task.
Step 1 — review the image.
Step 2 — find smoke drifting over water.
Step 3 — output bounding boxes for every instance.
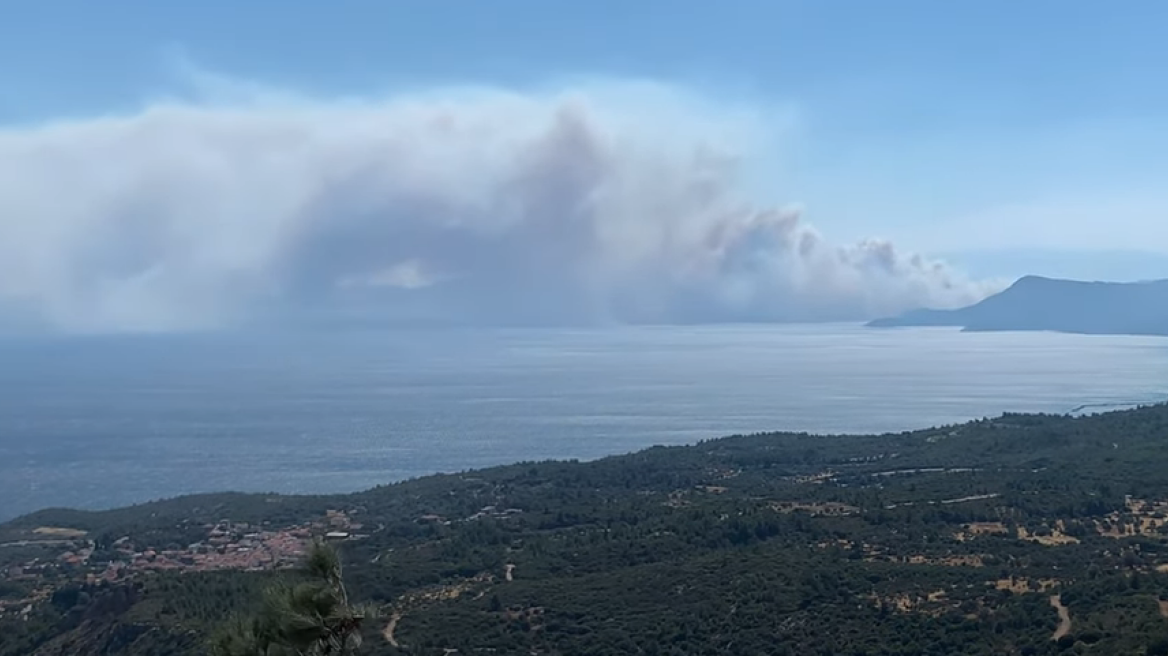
[0,80,992,333]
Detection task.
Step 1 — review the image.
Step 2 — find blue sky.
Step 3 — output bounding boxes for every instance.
[5,1,1167,117]
[0,1,1166,331]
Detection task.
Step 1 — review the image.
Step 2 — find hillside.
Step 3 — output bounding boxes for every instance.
[6,406,1168,654]
[869,276,1168,335]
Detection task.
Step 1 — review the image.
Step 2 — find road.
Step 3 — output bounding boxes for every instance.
[1050,595,1072,640]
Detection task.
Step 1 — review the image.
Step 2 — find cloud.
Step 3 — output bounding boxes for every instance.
[0,76,994,333]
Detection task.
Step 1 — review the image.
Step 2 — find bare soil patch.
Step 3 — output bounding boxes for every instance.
[994,578,1058,594]
[1018,526,1080,546]
[32,527,87,539]
[770,501,859,516]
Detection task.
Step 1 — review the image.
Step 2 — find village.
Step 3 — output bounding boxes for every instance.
[0,509,366,619]
[0,501,534,622]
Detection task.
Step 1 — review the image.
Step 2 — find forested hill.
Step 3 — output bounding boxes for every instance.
[6,405,1168,654]
[869,275,1168,335]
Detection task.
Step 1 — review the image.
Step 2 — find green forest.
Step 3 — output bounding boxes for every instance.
[6,405,1168,655]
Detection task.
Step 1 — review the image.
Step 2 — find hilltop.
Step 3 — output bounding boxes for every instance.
[869,276,1168,335]
[6,405,1168,654]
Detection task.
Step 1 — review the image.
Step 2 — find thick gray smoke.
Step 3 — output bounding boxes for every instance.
[0,82,992,332]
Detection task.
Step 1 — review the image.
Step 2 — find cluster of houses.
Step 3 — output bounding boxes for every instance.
[2,509,367,595]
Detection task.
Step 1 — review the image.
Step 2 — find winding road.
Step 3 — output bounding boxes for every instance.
[383,611,402,648]
[1050,595,1072,640]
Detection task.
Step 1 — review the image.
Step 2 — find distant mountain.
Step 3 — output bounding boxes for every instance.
[869,275,1168,335]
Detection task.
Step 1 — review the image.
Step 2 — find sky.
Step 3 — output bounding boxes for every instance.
[1,0,1166,332]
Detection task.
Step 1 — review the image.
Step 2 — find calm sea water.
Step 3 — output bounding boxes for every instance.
[1,325,1166,520]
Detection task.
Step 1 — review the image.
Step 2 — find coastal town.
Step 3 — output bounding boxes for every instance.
[0,501,533,623]
[0,508,365,619]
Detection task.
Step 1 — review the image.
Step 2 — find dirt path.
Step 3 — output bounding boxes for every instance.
[504,564,515,582]
[1158,599,1168,619]
[1050,595,1072,640]
[383,611,402,648]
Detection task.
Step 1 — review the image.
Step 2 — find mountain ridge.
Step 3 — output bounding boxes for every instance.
[869,275,1168,335]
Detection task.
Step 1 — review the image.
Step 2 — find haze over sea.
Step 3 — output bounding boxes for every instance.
[2,324,1166,521]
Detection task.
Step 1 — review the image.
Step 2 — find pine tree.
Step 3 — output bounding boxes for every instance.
[211,540,375,656]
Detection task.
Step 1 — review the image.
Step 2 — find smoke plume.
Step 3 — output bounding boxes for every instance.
[0,80,991,332]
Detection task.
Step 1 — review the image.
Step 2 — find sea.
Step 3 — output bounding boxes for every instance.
[1,324,1166,521]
